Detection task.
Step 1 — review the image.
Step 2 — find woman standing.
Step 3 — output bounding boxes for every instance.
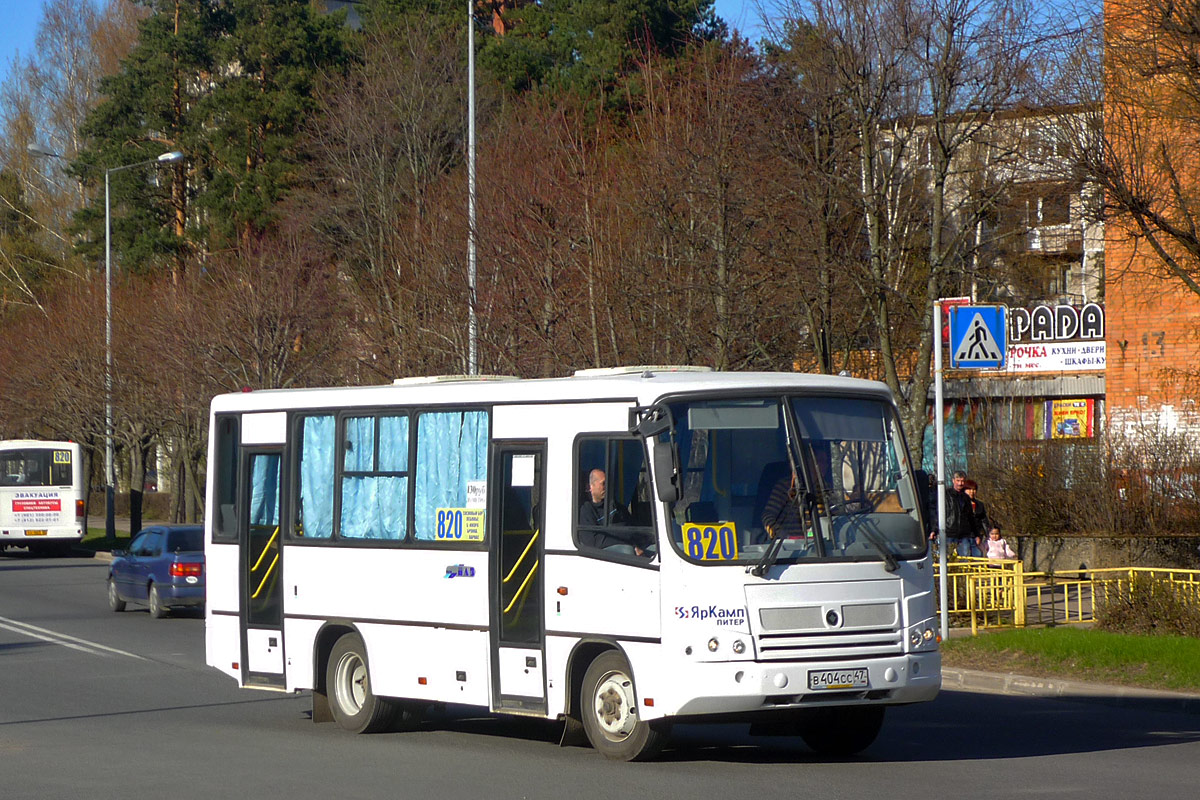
[962,478,988,557]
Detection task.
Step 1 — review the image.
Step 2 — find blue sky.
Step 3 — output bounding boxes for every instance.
[1,1,761,90]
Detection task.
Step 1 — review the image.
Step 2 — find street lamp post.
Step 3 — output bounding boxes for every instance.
[28,143,184,545]
[466,0,478,375]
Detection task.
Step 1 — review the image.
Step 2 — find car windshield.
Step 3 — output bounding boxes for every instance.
[662,395,925,566]
[166,528,204,552]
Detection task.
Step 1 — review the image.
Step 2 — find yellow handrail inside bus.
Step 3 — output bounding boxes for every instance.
[502,528,540,584]
[503,560,539,615]
[251,553,279,600]
[250,526,279,571]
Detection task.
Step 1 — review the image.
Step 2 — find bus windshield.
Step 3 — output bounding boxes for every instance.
[663,395,925,566]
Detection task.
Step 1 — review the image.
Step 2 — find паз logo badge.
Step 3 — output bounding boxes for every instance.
[445,564,476,579]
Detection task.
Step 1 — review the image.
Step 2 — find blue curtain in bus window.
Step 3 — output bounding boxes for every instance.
[413,410,488,540]
[341,476,408,539]
[341,415,409,540]
[379,415,409,471]
[250,454,281,527]
[344,416,375,471]
[299,415,335,539]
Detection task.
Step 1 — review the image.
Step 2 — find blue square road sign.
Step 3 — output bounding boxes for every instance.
[949,305,1007,369]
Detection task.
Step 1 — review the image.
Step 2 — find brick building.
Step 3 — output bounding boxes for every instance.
[1103,0,1200,438]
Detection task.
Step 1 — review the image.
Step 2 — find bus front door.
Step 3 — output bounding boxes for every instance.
[490,444,547,713]
[241,450,285,689]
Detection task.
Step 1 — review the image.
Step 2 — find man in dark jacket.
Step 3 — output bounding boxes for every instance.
[578,468,648,555]
[943,470,978,556]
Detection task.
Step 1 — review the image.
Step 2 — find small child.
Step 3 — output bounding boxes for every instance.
[985,523,1016,559]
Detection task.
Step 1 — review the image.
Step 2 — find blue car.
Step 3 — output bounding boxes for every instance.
[107,525,205,618]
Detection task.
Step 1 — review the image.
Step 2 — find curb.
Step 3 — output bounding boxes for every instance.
[941,667,1200,715]
[71,548,113,563]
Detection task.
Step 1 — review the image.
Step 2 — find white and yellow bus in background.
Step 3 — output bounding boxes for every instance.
[204,367,940,760]
[0,440,85,556]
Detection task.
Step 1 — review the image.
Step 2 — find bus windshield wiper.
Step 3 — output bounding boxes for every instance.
[748,536,784,577]
[859,526,900,572]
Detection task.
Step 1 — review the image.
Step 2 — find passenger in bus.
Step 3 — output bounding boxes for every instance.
[578,468,650,555]
[760,467,808,540]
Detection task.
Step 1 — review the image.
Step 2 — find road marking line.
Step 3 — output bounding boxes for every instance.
[0,615,147,660]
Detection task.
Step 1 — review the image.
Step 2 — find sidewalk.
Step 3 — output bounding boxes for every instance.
[941,666,1200,715]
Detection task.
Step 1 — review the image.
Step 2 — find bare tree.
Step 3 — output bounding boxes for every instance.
[621,44,769,370]
[302,16,471,377]
[773,0,1038,447]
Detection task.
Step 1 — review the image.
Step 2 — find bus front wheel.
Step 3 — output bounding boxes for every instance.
[326,632,399,734]
[580,650,669,761]
[795,705,885,757]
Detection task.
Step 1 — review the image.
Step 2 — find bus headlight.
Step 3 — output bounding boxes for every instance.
[708,637,720,652]
[908,622,938,652]
[732,639,746,654]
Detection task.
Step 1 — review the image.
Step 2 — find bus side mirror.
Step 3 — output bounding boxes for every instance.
[912,470,931,513]
[653,441,680,503]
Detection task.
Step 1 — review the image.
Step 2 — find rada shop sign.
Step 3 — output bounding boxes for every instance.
[1002,302,1105,374]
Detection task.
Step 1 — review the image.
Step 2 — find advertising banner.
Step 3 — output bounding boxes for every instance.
[1001,341,1106,373]
[1051,399,1093,438]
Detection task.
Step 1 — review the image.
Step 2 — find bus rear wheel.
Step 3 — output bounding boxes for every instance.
[580,650,668,761]
[795,705,885,757]
[326,632,399,734]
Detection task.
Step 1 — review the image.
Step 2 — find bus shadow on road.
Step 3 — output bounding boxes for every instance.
[865,689,1200,763]
[332,689,1200,764]
[655,690,1200,763]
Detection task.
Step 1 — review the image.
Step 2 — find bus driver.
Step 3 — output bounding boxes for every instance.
[578,468,649,556]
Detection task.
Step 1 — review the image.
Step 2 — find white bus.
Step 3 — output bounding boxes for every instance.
[0,439,86,555]
[204,367,940,760]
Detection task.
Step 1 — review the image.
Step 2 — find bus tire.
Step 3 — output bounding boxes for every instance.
[796,705,885,757]
[148,584,168,618]
[326,632,398,734]
[107,578,126,612]
[580,650,669,761]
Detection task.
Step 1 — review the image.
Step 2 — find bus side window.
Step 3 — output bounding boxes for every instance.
[213,416,240,542]
[574,436,655,559]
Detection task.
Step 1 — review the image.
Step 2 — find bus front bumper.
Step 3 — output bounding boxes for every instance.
[668,651,941,717]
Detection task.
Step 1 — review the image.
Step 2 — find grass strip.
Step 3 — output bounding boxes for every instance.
[942,627,1200,693]
[79,529,132,553]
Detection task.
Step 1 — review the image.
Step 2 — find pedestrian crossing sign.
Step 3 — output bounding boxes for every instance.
[949,305,1007,369]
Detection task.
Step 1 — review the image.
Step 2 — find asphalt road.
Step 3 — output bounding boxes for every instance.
[3,551,1199,800]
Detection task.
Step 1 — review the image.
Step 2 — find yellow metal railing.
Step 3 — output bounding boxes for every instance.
[936,557,1200,634]
[502,528,540,621]
[250,526,280,601]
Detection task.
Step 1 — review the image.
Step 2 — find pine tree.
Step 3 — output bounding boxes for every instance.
[70,0,349,277]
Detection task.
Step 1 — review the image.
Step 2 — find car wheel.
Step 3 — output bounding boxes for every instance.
[580,650,669,761]
[148,583,168,618]
[796,705,886,757]
[107,578,126,612]
[326,632,399,734]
